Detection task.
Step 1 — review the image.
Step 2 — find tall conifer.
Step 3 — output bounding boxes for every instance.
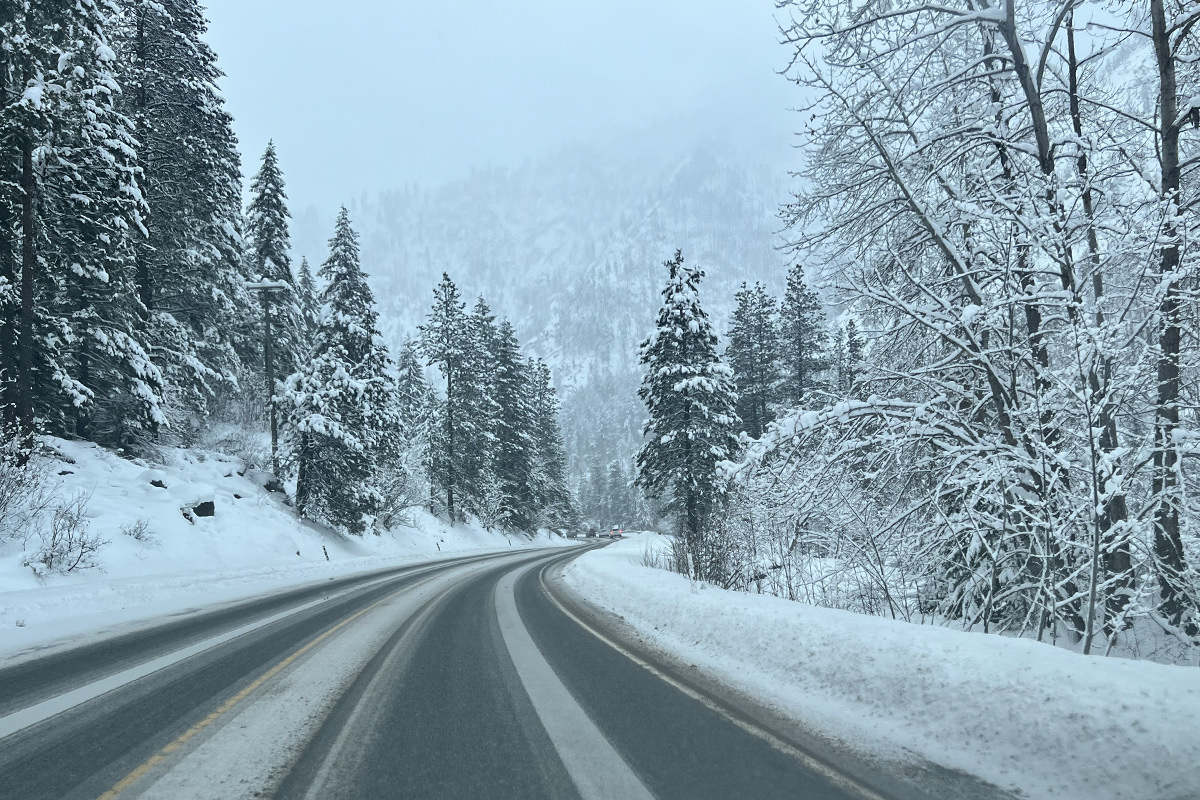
[490,320,536,530]
[1,1,162,447]
[285,209,394,534]
[726,282,781,439]
[635,251,739,579]
[246,142,303,379]
[418,273,472,522]
[778,264,829,406]
[112,0,253,424]
[530,358,573,528]
[296,257,320,341]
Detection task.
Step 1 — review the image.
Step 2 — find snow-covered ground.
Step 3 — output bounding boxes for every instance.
[564,532,1200,800]
[0,438,572,660]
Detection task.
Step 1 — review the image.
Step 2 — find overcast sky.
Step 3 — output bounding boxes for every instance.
[202,0,797,219]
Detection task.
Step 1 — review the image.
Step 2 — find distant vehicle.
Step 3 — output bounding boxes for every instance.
[608,526,623,539]
[585,528,599,538]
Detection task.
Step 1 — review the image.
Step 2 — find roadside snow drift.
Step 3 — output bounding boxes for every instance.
[0,438,569,659]
[564,533,1200,800]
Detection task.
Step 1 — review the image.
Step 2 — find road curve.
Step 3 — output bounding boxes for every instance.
[0,543,917,800]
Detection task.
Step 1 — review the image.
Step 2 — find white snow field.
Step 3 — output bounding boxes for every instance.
[564,532,1200,800]
[0,437,572,660]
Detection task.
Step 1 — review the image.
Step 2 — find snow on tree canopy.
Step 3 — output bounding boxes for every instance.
[283,208,397,535]
[636,250,739,582]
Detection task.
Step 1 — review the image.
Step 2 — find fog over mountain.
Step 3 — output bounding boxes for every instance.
[290,133,794,477]
[198,0,800,490]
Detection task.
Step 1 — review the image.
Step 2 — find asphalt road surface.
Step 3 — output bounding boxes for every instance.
[0,544,993,800]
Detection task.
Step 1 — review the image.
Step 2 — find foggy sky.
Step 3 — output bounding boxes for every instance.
[202,0,797,221]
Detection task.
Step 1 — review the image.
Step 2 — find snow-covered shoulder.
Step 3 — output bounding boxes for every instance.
[0,438,574,661]
[563,533,1200,800]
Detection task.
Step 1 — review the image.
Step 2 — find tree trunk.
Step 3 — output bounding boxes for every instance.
[134,10,152,315]
[987,21,1088,636]
[1149,0,1192,631]
[1066,21,1132,635]
[17,128,35,450]
[445,369,456,522]
[262,294,278,474]
[0,53,16,432]
[295,432,310,516]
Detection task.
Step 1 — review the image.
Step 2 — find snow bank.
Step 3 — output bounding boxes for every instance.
[564,533,1200,800]
[0,438,572,659]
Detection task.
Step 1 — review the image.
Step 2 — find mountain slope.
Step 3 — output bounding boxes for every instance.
[298,140,793,477]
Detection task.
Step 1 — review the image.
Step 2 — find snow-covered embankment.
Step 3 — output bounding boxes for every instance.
[0,438,570,660]
[563,533,1200,800]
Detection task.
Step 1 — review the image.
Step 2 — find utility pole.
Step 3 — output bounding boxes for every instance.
[246,279,288,474]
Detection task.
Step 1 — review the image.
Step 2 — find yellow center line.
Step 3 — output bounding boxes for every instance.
[96,586,405,800]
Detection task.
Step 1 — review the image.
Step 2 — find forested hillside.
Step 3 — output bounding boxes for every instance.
[323,142,793,523]
[0,0,574,552]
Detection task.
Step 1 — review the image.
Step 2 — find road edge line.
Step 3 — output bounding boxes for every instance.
[495,557,655,800]
[538,560,891,800]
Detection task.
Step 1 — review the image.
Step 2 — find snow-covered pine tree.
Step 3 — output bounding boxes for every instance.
[581,458,607,525]
[418,273,473,522]
[605,460,628,526]
[395,337,435,440]
[245,141,303,468]
[778,265,829,406]
[111,0,254,428]
[635,250,739,580]
[529,358,574,529]
[376,336,437,524]
[246,141,304,378]
[284,208,395,534]
[0,11,22,431]
[0,4,68,440]
[836,321,864,396]
[381,335,434,515]
[458,295,502,525]
[0,0,164,448]
[726,281,781,439]
[296,256,320,342]
[487,320,536,531]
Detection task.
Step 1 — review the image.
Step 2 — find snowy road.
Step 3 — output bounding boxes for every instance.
[1,545,902,800]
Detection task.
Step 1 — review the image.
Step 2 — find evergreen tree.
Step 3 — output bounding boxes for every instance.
[605,460,628,527]
[245,142,303,467]
[246,141,303,379]
[376,336,436,526]
[395,337,436,437]
[457,295,502,523]
[726,281,781,439]
[296,257,320,341]
[0,1,163,447]
[635,250,739,580]
[582,457,607,525]
[837,320,865,395]
[529,358,574,529]
[418,273,473,522]
[490,320,536,530]
[284,208,394,534]
[111,0,254,425]
[778,264,829,406]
